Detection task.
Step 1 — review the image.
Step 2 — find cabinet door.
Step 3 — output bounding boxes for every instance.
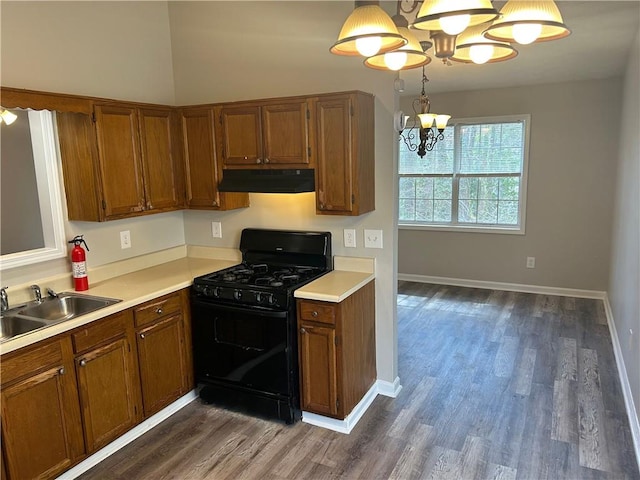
[262,101,310,166]
[136,314,189,417]
[1,364,83,480]
[299,324,339,417]
[138,107,181,211]
[181,108,221,208]
[219,105,262,165]
[314,96,354,213]
[75,337,140,453]
[94,104,146,218]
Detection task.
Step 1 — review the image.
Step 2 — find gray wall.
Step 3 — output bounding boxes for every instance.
[1,110,44,255]
[398,78,622,291]
[609,30,640,424]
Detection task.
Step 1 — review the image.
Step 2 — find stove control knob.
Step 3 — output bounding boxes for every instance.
[201,286,211,296]
[234,290,242,300]
[255,292,263,303]
[212,287,221,297]
[267,294,276,305]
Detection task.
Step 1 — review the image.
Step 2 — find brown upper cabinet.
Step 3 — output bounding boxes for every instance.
[179,107,249,210]
[57,103,184,221]
[217,98,312,168]
[313,92,375,216]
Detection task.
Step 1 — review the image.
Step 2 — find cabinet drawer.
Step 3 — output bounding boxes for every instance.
[72,311,130,353]
[1,339,64,386]
[298,300,336,325]
[133,293,182,327]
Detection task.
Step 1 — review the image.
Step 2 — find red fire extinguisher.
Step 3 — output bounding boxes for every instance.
[69,235,90,291]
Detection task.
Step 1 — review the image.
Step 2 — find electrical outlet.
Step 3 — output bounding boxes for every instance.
[526,256,535,268]
[212,221,222,238]
[343,229,356,248]
[364,229,383,249]
[120,230,131,249]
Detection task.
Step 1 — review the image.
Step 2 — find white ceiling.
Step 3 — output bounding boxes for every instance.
[391,1,640,94]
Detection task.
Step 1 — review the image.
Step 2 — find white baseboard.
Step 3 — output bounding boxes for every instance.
[57,391,198,480]
[302,378,402,434]
[603,295,640,471]
[376,376,403,398]
[398,273,606,299]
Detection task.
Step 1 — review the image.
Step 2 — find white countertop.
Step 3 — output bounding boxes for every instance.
[294,270,375,303]
[1,253,376,355]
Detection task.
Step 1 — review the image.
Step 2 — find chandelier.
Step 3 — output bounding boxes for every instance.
[399,66,450,158]
[331,0,571,68]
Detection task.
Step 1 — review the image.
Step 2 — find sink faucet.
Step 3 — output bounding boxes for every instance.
[31,285,43,303]
[47,288,59,299]
[1,287,8,312]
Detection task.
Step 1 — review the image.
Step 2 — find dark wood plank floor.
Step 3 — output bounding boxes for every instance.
[78,282,639,480]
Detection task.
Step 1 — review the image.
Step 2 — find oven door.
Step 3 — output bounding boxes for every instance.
[191,297,292,397]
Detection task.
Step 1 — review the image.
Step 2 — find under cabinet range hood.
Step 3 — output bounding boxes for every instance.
[218,169,315,193]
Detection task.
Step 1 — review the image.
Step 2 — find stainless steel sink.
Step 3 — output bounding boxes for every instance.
[17,293,121,322]
[0,316,48,342]
[1,292,121,343]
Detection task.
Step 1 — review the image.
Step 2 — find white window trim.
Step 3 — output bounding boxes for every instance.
[398,114,531,235]
[1,110,67,269]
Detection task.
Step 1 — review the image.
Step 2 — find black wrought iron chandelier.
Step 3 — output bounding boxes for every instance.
[399,66,450,158]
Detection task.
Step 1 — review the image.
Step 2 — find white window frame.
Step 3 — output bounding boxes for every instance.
[398,114,531,235]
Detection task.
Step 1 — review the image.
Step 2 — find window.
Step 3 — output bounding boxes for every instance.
[398,114,530,234]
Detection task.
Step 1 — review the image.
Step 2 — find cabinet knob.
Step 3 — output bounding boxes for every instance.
[79,359,87,367]
[311,311,318,317]
[244,156,248,160]
[256,158,262,164]
[300,327,306,334]
[140,333,146,339]
[319,203,326,210]
[156,307,163,315]
[264,158,270,164]
[212,200,219,207]
[58,367,65,375]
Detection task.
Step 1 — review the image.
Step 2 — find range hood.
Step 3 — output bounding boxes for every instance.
[218,169,315,193]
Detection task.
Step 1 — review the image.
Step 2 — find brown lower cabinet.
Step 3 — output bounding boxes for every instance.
[0,289,193,480]
[297,280,376,419]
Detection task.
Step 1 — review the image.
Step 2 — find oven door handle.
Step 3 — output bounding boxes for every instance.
[191,297,289,318]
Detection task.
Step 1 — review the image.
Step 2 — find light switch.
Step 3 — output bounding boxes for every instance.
[344,229,356,248]
[212,222,222,238]
[364,229,383,249]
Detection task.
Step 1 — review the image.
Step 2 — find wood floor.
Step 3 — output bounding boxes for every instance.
[78,282,639,480]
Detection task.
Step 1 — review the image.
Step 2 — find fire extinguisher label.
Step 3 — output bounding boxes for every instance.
[72,261,87,278]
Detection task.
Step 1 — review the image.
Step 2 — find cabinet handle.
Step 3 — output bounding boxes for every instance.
[140,333,146,339]
[264,158,270,164]
[79,359,87,367]
[156,307,163,315]
[58,367,65,375]
[311,311,318,317]
[256,158,262,164]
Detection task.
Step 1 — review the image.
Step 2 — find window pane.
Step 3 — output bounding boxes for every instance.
[398,128,454,174]
[478,177,499,200]
[459,177,478,200]
[415,177,433,199]
[478,199,498,223]
[399,199,415,221]
[499,176,520,200]
[415,199,433,221]
[498,201,518,224]
[433,177,452,199]
[458,199,477,222]
[399,177,415,198]
[433,200,451,222]
[459,122,523,174]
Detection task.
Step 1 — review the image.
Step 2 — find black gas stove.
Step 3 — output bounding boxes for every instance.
[190,228,332,424]
[192,262,326,310]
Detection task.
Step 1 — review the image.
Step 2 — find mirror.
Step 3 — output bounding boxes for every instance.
[0,109,67,269]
